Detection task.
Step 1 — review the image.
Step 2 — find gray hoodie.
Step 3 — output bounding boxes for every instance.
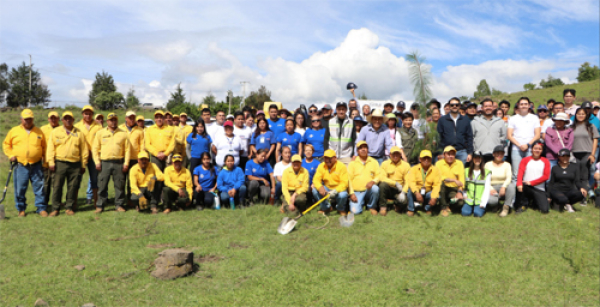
[471,115,507,155]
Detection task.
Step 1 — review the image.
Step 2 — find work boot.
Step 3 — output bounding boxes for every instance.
[380,207,388,216]
[441,207,451,217]
[18,211,26,217]
[338,210,347,216]
[318,207,333,215]
[151,208,158,215]
[116,206,126,212]
[515,206,526,215]
[95,208,103,214]
[65,209,75,216]
[49,210,59,217]
[163,208,171,214]
[407,211,415,217]
[39,210,48,217]
[499,205,510,217]
[425,210,432,215]
[370,208,378,216]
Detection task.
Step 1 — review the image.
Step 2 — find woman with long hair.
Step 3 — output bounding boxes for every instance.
[548,148,586,212]
[515,140,551,214]
[294,112,307,137]
[216,155,247,208]
[245,114,256,134]
[193,152,218,210]
[245,148,276,205]
[301,116,327,161]
[211,121,243,169]
[274,146,292,205]
[462,151,492,217]
[571,107,599,205]
[385,113,407,160]
[485,145,516,217]
[275,119,302,162]
[186,118,211,173]
[250,118,276,163]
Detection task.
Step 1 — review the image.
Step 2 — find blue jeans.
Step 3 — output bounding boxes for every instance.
[13,162,45,213]
[511,147,531,182]
[349,186,380,214]
[219,185,247,208]
[312,186,348,211]
[546,160,558,183]
[461,204,486,217]
[589,147,599,190]
[407,188,434,212]
[370,157,386,165]
[275,181,282,201]
[455,149,468,166]
[86,158,98,200]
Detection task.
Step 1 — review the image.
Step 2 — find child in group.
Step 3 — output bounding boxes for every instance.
[399,113,419,165]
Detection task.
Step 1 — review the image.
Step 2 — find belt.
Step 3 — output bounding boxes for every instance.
[18,161,41,168]
[102,159,125,163]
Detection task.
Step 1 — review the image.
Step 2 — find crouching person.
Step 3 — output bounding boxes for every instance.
[348,141,380,215]
[162,154,193,214]
[435,146,465,216]
[129,151,164,214]
[378,146,410,215]
[280,155,309,213]
[462,151,492,217]
[312,149,349,215]
[217,155,247,208]
[406,150,441,216]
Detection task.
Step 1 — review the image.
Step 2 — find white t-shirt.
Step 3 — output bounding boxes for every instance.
[508,113,540,150]
[540,118,554,134]
[234,126,253,157]
[206,122,224,141]
[212,135,242,168]
[294,127,306,137]
[273,161,292,179]
[523,158,546,191]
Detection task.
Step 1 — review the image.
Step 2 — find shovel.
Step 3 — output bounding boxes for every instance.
[339,212,355,227]
[277,194,330,235]
[0,162,17,219]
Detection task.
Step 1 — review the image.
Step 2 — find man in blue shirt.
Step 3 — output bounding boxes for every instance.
[267,104,286,138]
[355,109,393,165]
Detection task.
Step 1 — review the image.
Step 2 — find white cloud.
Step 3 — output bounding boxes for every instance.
[434,14,522,49]
[69,79,94,101]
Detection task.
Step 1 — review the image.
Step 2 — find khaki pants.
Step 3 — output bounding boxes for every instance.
[282,190,308,213]
[439,184,464,211]
[52,161,80,211]
[162,187,190,209]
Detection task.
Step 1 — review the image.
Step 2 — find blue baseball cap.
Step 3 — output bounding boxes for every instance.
[353,116,367,124]
[396,101,406,108]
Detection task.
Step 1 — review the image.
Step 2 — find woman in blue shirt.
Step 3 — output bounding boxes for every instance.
[276,119,303,162]
[193,152,218,210]
[186,119,212,173]
[250,118,276,164]
[216,155,247,208]
[245,149,276,205]
[301,116,326,161]
[302,144,321,188]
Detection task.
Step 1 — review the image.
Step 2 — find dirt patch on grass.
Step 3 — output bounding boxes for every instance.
[228,242,249,249]
[195,254,225,263]
[146,243,175,249]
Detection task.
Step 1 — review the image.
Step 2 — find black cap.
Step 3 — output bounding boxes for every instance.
[336,102,347,109]
[493,145,505,153]
[397,101,406,108]
[558,148,571,157]
[309,104,318,109]
[346,82,358,90]
[427,99,441,109]
[467,102,477,109]
[473,151,483,157]
[582,101,593,109]
[322,104,332,110]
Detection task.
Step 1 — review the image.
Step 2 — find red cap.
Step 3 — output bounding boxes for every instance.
[223,120,233,127]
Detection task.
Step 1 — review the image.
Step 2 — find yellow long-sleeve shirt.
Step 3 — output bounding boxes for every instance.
[378,159,411,187]
[119,124,145,160]
[75,120,102,152]
[3,125,46,166]
[164,165,193,196]
[175,125,193,155]
[405,164,442,199]
[347,157,380,194]
[40,124,59,167]
[129,162,165,195]
[144,124,176,157]
[92,127,131,165]
[282,167,309,204]
[435,159,465,189]
[46,127,88,168]
[313,161,349,193]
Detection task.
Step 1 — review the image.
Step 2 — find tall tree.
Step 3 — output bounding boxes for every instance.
[6,61,51,107]
[166,83,186,110]
[523,83,536,91]
[124,88,140,109]
[577,62,600,82]
[201,91,216,109]
[88,71,117,107]
[95,91,124,110]
[244,85,272,110]
[473,79,492,98]
[539,74,564,89]
[0,63,8,104]
[406,51,433,104]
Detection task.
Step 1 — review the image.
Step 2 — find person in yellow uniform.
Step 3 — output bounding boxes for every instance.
[405,150,441,216]
[74,105,102,207]
[92,113,131,213]
[312,149,349,215]
[95,113,104,127]
[162,154,193,214]
[144,110,175,171]
[280,154,309,213]
[434,146,465,216]
[47,111,88,216]
[2,109,47,217]
[40,111,60,210]
[347,141,381,215]
[136,115,145,129]
[129,151,164,214]
[378,146,411,215]
[176,113,193,167]
[120,110,145,207]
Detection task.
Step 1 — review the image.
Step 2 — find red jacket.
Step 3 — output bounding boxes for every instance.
[516,156,550,187]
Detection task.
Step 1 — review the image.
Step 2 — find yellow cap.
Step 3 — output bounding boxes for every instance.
[390,146,401,154]
[137,151,149,160]
[180,113,188,118]
[82,105,94,113]
[386,113,397,120]
[443,146,456,153]
[371,109,384,117]
[107,113,117,120]
[172,154,183,162]
[419,150,432,158]
[95,113,104,120]
[356,140,368,148]
[62,111,74,119]
[125,111,136,117]
[291,155,302,162]
[154,110,165,117]
[324,149,336,158]
[136,115,145,121]
[20,109,34,119]
[165,111,173,117]
[47,111,59,119]
[173,114,179,119]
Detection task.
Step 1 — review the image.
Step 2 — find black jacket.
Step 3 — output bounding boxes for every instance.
[437,113,473,153]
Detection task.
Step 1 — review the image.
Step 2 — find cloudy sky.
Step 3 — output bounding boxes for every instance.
[1,0,598,109]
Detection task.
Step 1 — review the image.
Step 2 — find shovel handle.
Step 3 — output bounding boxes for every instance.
[300,194,330,217]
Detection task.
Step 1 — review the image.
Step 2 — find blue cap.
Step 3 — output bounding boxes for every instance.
[353,116,367,123]
[537,105,548,111]
[396,101,406,108]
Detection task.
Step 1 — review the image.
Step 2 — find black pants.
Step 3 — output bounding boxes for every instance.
[162,187,190,209]
[515,185,549,213]
[194,190,215,208]
[482,154,494,165]
[125,159,138,202]
[189,157,202,174]
[573,152,591,190]
[239,156,249,171]
[550,189,584,207]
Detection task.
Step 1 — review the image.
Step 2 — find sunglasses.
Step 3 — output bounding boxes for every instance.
[309,109,317,113]
[538,110,548,112]
[311,119,320,122]
[449,103,459,107]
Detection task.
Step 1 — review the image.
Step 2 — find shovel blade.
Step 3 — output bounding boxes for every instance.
[339,212,355,227]
[277,217,297,235]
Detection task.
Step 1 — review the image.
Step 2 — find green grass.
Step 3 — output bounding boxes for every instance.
[1,105,599,306]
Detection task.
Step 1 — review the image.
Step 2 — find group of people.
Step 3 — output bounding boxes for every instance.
[3,87,599,219]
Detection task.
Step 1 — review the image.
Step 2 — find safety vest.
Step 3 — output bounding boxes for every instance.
[328,117,354,158]
[399,127,417,161]
[465,168,489,206]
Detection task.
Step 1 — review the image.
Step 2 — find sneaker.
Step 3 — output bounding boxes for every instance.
[565,204,575,213]
[414,202,421,208]
[18,211,26,217]
[580,198,587,206]
[515,206,526,215]
[370,209,378,216]
[39,210,48,217]
[49,210,59,217]
[65,209,75,216]
[499,205,510,217]
[94,208,103,214]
